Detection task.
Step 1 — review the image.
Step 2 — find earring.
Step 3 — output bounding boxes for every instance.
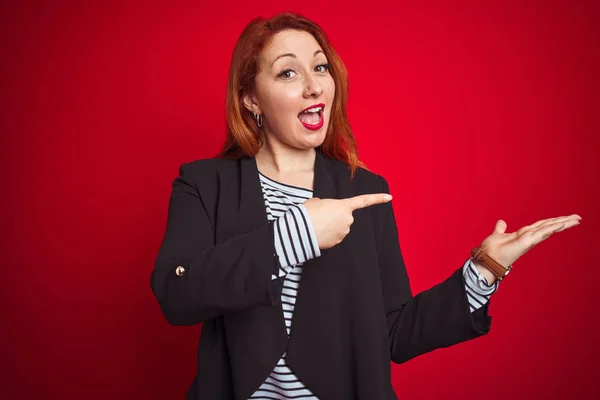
[253,111,263,128]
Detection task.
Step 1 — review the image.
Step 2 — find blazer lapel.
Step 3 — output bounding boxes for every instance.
[313,146,337,200]
[238,155,268,234]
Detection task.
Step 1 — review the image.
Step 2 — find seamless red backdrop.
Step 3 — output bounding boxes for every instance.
[2,1,599,399]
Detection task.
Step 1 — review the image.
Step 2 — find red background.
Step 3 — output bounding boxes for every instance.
[2,1,599,399]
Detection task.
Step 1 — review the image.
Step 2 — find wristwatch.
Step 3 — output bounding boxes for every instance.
[471,246,512,282]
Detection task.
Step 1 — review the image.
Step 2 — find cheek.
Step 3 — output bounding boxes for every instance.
[265,87,301,114]
[324,77,335,102]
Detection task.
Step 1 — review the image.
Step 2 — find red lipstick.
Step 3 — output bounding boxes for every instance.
[298,103,325,131]
[300,103,325,113]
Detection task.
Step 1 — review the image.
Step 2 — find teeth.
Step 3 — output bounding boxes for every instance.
[303,106,323,113]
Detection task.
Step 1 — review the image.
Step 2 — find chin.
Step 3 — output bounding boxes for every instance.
[306,133,327,149]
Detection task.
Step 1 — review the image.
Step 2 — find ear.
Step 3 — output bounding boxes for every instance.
[242,92,261,114]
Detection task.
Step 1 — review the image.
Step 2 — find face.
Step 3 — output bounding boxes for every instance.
[244,29,335,151]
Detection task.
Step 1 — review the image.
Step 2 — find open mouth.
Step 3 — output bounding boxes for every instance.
[298,103,325,131]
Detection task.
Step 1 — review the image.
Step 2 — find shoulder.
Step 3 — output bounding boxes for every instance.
[355,166,390,193]
[325,156,389,194]
[179,157,236,176]
[176,157,241,186]
[171,158,240,201]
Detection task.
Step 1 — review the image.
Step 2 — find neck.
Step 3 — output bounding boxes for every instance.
[255,142,317,175]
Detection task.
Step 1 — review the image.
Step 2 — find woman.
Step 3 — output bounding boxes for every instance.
[151,12,581,400]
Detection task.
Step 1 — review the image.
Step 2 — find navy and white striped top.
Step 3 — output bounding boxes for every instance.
[248,170,498,399]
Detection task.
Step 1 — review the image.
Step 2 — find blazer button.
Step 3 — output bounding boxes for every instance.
[175,266,185,277]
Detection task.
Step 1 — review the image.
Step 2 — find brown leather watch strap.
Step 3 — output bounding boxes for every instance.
[471,246,512,281]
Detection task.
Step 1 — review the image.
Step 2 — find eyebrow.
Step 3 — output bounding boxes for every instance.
[271,50,324,68]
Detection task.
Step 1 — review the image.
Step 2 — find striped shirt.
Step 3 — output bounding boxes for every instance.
[248,171,498,399]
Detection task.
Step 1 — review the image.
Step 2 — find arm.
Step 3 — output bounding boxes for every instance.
[376,175,492,364]
[151,163,285,326]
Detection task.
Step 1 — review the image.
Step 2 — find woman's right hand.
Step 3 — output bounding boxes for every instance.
[302,193,393,250]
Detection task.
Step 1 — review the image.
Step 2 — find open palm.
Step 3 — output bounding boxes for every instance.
[480,214,581,272]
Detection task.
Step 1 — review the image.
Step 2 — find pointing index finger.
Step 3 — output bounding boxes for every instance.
[344,193,393,211]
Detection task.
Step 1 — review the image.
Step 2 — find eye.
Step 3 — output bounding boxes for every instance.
[277,69,296,80]
[315,63,330,73]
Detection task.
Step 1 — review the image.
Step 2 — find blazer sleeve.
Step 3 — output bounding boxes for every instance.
[150,163,285,326]
[376,175,492,364]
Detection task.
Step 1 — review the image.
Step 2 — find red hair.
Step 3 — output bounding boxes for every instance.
[217,12,368,179]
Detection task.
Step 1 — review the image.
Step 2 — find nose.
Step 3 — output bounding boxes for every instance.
[303,75,323,98]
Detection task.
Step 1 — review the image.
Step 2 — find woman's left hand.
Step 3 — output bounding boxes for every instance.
[474,214,582,285]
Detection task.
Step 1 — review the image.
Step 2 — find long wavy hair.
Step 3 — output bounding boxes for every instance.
[217,12,368,179]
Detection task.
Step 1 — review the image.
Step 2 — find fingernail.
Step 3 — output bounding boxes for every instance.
[384,194,393,201]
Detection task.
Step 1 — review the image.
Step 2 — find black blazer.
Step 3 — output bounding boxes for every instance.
[151,147,492,400]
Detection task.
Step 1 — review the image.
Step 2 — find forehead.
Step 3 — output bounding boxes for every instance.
[262,30,324,64]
